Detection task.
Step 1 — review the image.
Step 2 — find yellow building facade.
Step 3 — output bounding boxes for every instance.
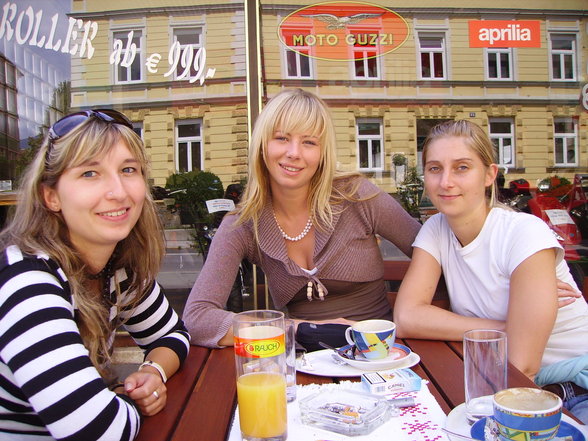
[3,0,587,192]
[262,0,588,191]
[69,0,248,187]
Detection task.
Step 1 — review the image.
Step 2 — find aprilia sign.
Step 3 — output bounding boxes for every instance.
[469,20,541,48]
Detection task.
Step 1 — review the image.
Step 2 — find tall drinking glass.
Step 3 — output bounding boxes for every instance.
[233,310,287,441]
[464,329,507,424]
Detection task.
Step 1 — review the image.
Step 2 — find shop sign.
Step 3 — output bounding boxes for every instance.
[582,84,588,112]
[469,20,541,48]
[0,2,215,85]
[278,1,409,62]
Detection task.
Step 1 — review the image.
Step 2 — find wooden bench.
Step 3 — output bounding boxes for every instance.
[383,259,450,311]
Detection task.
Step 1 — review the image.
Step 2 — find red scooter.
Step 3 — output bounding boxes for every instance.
[525,176,584,261]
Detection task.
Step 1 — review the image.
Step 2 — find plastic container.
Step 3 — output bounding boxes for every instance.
[299,389,391,436]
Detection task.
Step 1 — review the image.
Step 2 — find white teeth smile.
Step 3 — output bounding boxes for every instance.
[282,165,301,172]
[101,209,127,217]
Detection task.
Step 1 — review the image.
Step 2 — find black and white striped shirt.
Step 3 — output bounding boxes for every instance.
[0,245,190,440]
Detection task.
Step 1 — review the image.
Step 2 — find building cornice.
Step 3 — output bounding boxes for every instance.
[69,4,243,20]
[264,4,588,17]
[71,76,247,93]
[272,79,582,90]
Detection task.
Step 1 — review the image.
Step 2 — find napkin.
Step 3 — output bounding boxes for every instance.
[228,380,447,441]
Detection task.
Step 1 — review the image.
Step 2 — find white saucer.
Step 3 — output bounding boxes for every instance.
[445,402,588,439]
[335,343,416,371]
[296,348,420,377]
[445,402,471,437]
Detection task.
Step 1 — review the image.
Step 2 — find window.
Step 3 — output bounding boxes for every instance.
[357,120,383,170]
[489,119,515,167]
[0,86,5,112]
[176,120,203,172]
[285,49,312,78]
[6,88,16,113]
[172,27,203,80]
[113,30,143,83]
[353,50,379,79]
[550,34,576,81]
[281,26,313,79]
[418,33,446,79]
[132,122,143,139]
[417,119,451,173]
[350,30,379,79]
[554,118,577,166]
[486,47,512,80]
[5,63,16,88]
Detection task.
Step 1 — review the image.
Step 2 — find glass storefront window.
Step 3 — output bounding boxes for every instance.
[0,0,585,193]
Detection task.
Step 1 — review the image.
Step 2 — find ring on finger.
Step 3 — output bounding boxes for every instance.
[152,390,159,400]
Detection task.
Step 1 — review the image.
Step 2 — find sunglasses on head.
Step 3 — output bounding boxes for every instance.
[48,109,134,142]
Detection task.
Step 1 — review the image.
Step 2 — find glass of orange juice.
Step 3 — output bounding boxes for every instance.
[233,310,287,441]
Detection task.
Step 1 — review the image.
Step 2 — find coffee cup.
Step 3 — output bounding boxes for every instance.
[344,319,396,361]
[493,387,562,441]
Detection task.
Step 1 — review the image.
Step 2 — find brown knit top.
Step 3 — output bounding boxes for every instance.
[182,178,421,347]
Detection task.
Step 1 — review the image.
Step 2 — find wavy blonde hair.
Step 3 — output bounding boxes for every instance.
[1,117,164,378]
[237,89,365,240]
[422,120,500,208]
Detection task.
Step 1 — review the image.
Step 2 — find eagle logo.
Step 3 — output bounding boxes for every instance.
[299,13,384,30]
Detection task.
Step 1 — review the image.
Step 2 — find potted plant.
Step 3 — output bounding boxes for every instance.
[396,166,424,218]
[392,153,408,184]
[165,170,224,257]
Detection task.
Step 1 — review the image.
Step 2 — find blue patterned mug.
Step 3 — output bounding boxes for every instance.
[344,319,396,361]
[493,387,562,441]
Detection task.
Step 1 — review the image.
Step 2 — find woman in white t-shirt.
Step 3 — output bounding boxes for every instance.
[394,120,588,423]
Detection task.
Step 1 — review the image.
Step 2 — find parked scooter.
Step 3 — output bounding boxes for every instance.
[499,175,583,261]
[562,174,588,240]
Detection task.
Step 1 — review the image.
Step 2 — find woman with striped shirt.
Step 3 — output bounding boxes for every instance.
[0,110,190,439]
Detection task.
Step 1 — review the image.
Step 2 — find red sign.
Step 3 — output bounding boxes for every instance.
[469,20,541,48]
[278,2,409,62]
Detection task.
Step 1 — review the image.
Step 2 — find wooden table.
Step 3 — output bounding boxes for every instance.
[134,339,570,441]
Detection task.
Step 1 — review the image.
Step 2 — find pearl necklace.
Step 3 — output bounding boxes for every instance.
[273,211,313,241]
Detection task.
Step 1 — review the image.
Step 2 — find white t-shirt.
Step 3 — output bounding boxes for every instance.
[414,207,588,367]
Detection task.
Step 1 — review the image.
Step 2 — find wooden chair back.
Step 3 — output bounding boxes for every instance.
[383,259,450,311]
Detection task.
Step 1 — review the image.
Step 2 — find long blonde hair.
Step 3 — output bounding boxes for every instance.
[1,117,164,378]
[237,89,363,240]
[422,120,500,207]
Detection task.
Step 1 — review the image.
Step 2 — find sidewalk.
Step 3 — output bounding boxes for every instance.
[157,229,203,315]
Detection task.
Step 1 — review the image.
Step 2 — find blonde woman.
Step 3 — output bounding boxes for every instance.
[183,88,421,347]
[0,110,190,439]
[394,120,588,422]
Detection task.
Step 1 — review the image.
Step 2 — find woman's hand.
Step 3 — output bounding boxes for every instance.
[556,280,581,308]
[123,370,166,416]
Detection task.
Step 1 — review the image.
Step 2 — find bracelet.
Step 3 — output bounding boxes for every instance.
[109,382,125,391]
[139,360,167,383]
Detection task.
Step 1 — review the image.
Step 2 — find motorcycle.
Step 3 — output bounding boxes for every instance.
[500,176,584,262]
